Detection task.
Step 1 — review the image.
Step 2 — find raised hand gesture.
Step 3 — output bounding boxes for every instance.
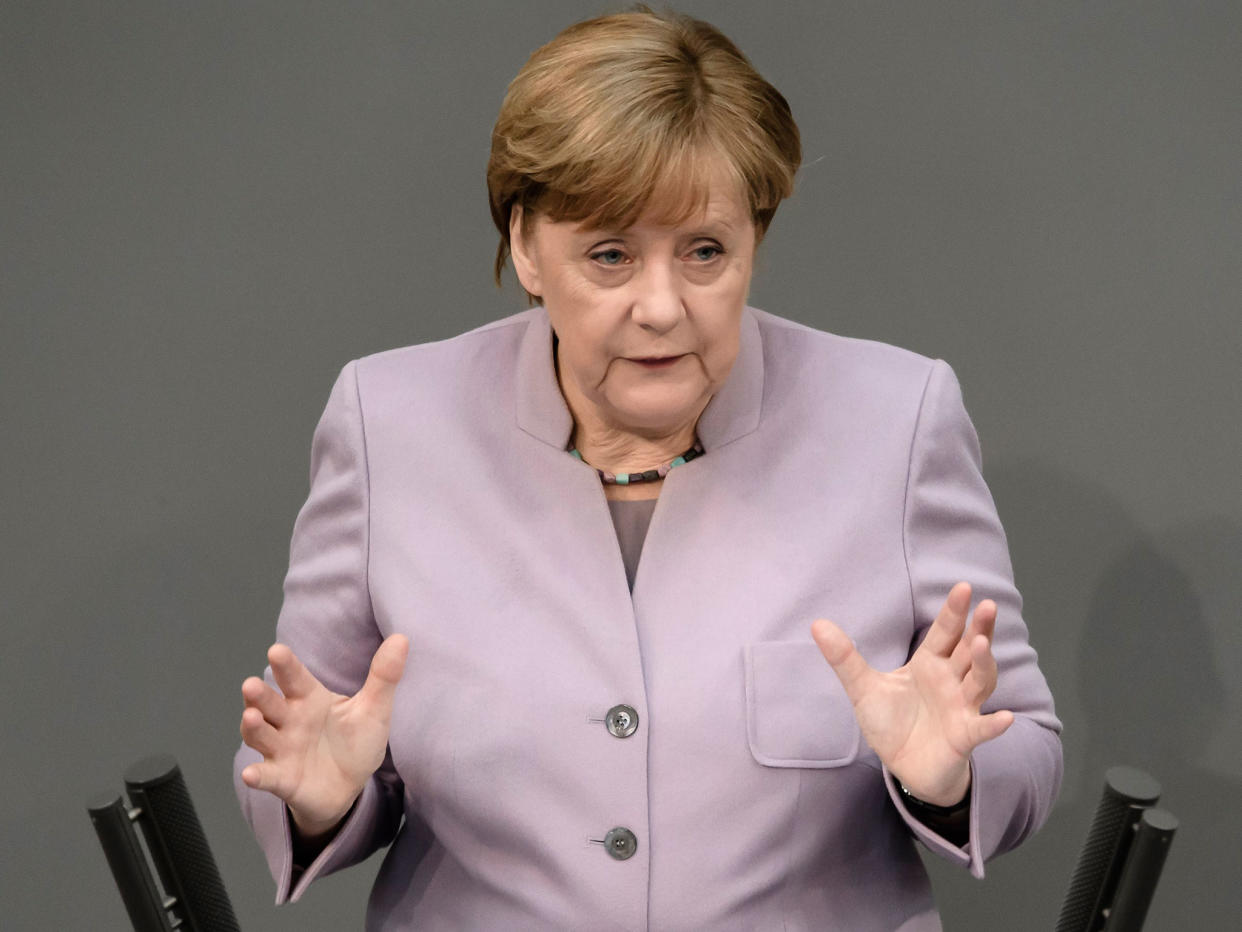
[239,634,409,838]
[811,582,1013,807]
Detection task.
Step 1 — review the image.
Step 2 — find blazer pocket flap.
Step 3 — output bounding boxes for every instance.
[744,641,861,768]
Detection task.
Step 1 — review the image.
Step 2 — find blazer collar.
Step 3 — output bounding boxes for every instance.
[515,306,764,452]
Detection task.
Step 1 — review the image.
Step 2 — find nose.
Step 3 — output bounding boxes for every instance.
[630,260,684,334]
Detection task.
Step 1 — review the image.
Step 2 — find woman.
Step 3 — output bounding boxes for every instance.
[235,8,1061,930]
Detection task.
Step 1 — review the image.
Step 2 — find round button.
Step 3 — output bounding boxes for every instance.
[605,704,639,738]
[604,826,638,861]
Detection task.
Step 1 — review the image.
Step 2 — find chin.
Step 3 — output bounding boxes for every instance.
[607,392,705,434]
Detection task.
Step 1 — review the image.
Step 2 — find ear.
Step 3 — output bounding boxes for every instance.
[508,204,543,299]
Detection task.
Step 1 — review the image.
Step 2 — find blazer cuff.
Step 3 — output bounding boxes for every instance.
[282,778,382,902]
[884,716,1063,881]
[883,760,983,879]
[235,740,386,905]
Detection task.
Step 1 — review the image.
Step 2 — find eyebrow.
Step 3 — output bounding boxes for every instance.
[581,217,740,241]
[690,218,737,235]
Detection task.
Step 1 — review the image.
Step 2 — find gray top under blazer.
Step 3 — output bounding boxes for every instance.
[234,305,1063,931]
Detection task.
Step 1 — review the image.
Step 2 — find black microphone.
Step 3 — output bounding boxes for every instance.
[1105,807,1179,931]
[88,754,240,931]
[1055,765,1176,932]
[88,791,175,932]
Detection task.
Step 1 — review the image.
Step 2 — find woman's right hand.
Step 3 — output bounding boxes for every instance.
[239,634,409,838]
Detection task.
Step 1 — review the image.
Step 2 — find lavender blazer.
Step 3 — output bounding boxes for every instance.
[234,306,1062,931]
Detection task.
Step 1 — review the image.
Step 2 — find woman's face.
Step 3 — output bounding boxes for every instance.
[510,167,757,438]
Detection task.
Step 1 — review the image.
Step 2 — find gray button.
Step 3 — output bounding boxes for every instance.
[604,826,638,861]
[605,704,639,738]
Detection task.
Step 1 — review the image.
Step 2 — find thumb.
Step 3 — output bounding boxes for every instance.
[811,619,875,702]
[970,708,1015,748]
[356,633,409,719]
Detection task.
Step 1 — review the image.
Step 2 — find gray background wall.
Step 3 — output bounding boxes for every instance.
[3,1,1239,928]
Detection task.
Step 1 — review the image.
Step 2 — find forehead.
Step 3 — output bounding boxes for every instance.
[576,164,751,237]
[531,148,753,239]
[626,188,748,235]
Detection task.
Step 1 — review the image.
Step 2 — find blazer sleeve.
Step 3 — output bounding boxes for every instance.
[884,359,1063,879]
[232,360,405,904]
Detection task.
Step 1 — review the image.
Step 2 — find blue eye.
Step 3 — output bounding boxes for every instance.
[692,245,722,261]
[592,249,625,266]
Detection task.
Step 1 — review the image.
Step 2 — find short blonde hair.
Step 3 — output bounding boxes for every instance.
[487,5,802,289]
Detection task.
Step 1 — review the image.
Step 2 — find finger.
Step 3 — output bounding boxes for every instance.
[267,643,322,700]
[950,598,997,678]
[240,760,291,799]
[968,600,998,643]
[962,633,1000,708]
[919,582,972,657]
[239,706,281,757]
[968,708,1014,748]
[356,634,410,720]
[811,619,877,703]
[241,675,288,727]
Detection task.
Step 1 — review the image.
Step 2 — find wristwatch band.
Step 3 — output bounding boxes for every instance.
[895,778,971,816]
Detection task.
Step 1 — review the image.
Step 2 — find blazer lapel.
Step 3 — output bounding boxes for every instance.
[511,305,768,603]
[514,307,574,450]
[696,308,765,451]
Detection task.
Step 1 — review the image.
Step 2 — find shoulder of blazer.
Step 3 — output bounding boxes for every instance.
[750,308,940,402]
[356,308,536,375]
[346,309,539,409]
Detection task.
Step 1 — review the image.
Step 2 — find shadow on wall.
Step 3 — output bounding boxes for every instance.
[923,459,1242,929]
[1077,516,1242,922]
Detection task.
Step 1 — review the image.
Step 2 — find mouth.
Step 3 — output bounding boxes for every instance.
[628,354,685,368]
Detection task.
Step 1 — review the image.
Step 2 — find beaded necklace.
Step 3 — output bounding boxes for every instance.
[569,440,703,485]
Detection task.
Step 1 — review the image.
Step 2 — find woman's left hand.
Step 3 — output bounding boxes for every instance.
[811,581,1014,807]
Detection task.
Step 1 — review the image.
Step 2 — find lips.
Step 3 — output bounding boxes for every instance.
[628,354,685,366]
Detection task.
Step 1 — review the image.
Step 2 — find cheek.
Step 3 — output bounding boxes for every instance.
[690,289,746,376]
[701,324,741,382]
[550,294,626,378]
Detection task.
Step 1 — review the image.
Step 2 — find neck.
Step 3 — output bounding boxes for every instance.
[571,419,699,475]
[557,365,704,476]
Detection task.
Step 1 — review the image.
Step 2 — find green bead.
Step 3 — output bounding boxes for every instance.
[616,473,630,485]
[569,449,582,460]
[670,456,686,468]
